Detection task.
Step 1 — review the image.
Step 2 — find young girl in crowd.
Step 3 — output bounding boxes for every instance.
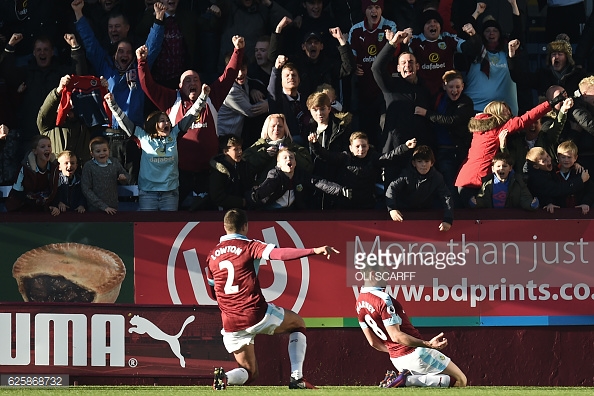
[455,93,565,205]
[105,84,210,211]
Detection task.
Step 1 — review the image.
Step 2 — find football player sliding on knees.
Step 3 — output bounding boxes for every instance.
[207,208,339,389]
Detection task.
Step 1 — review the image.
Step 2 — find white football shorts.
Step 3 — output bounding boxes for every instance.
[221,303,285,353]
[390,347,451,375]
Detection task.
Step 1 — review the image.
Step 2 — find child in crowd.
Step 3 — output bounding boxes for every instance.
[53,150,86,215]
[242,113,313,184]
[82,137,130,214]
[105,84,210,211]
[317,83,343,113]
[502,87,573,176]
[414,70,475,205]
[470,152,538,210]
[553,141,594,214]
[455,92,566,205]
[209,136,256,210]
[6,135,60,213]
[525,146,589,213]
[306,91,352,209]
[385,145,453,232]
[247,147,309,210]
[309,131,416,209]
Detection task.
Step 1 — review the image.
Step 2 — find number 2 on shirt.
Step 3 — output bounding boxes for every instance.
[219,260,239,294]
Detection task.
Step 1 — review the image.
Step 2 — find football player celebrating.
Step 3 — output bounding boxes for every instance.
[355,271,467,387]
[207,208,339,389]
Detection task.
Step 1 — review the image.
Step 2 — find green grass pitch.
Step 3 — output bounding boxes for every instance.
[0,386,592,395]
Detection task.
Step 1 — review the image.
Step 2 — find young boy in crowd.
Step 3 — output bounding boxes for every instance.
[525,146,589,213]
[385,145,453,232]
[82,137,130,214]
[53,150,86,215]
[310,131,416,210]
[470,152,538,210]
[209,136,256,211]
[554,141,594,214]
[5,135,60,214]
[317,83,343,113]
[247,147,309,210]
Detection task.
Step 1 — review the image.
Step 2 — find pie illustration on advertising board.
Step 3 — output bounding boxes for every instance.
[12,243,126,303]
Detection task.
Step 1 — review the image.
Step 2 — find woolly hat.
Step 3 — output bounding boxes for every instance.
[420,10,443,29]
[361,0,383,13]
[481,16,502,33]
[547,38,575,66]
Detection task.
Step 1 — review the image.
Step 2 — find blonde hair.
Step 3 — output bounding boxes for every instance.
[483,101,512,124]
[557,140,578,157]
[579,76,594,94]
[57,150,76,161]
[260,114,293,141]
[526,147,547,162]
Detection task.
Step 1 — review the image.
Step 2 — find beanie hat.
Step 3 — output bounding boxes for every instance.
[361,0,383,13]
[420,10,443,29]
[481,17,502,34]
[547,38,575,66]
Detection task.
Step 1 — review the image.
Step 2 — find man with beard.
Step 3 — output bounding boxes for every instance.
[72,0,164,182]
[508,36,587,102]
[138,36,245,209]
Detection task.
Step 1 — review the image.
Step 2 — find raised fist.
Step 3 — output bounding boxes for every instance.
[232,35,245,49]
[8,33,23,47]
[136,45,148,61]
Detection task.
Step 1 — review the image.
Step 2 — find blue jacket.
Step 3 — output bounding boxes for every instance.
[76,16,163,127]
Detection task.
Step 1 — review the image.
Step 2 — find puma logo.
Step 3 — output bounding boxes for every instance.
[129,315,195,367]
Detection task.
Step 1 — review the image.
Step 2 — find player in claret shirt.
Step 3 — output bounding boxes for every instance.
[355,273,467,388]
[207,208,339,389]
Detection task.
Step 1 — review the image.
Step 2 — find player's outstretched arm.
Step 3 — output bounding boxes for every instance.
[313,246,340,259]
[269,246,340,261]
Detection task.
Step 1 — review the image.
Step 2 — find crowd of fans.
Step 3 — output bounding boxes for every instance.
[1,0,594,223]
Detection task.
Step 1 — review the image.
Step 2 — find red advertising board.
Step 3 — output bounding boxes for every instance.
[134,220,594,327]
[0,303,232,376]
